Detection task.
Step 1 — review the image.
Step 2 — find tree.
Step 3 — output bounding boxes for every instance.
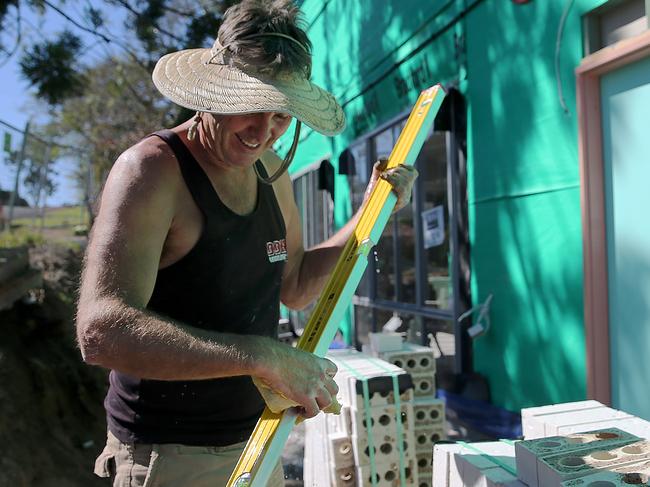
[2,0,238,102]
[21,133,57,210]
[1,0,238,216]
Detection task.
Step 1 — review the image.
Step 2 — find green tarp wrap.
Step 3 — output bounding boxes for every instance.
[276,0,611,411]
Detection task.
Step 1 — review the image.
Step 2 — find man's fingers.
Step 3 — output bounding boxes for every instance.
[375,157,389,172]
[315,388,334,411]
[301,398,320,419]
[325,377,339,396]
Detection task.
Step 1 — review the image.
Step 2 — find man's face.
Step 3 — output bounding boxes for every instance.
[211,112,292,168]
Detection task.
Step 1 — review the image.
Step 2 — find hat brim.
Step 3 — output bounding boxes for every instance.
[152,48,345,137]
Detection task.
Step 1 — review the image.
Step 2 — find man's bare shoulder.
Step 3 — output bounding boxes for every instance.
[111,135,180,183]
[98,135,185,217]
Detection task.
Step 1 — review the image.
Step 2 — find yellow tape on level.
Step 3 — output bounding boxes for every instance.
[227,84,446,487]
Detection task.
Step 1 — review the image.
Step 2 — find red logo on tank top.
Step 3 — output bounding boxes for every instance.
[266,239,287,263]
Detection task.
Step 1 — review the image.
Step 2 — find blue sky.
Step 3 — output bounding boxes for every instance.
[0,4,126,207]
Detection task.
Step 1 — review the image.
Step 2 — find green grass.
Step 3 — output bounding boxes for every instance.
[0,228,46,248]
[12,206,89,229]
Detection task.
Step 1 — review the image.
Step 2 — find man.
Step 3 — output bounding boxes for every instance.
[76,0,417,486]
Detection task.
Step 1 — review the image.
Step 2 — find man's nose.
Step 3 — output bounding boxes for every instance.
[251,113,275,140]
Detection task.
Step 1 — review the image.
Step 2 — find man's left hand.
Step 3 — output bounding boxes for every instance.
[364,158,419,213]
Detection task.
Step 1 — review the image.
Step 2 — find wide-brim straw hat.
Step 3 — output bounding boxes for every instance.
[152,43,346,137]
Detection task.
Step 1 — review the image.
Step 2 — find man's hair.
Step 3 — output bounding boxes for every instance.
[218,0,312,78]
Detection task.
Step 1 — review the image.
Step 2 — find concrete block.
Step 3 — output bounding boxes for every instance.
[560,459,650,486]
[355,458,419,486]
[414,425,447,451]
[369,332,404,353]
[416,450,432,471]
[332,465,356,487]
[537,439,650,487]
[556,416,650,439]
[351,432,414,468]
[411,372,436,397]
[378,344,436,376]
[330,432,355,468]
[515,428,641,487]
[413,397,445,426]
[329,350,414,409]
[350,402,414,434]
[333,461,419,487]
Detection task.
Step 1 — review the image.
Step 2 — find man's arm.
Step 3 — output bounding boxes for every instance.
[272,155,417,310]
[76,140,337,417]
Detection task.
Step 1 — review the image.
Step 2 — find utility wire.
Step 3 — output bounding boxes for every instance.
[341,0,486,108]
[0,118,88,155]
[0,3,22,68]
[41,0,152,73]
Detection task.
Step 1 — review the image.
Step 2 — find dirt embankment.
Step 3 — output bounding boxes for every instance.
[0,245,108,487]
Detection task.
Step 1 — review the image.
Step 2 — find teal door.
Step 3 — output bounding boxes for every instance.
[601,54,650,420]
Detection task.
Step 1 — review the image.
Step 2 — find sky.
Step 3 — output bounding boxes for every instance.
[0,3,126,207]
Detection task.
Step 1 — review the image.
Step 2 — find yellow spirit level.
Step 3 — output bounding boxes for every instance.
[227,84,446,487]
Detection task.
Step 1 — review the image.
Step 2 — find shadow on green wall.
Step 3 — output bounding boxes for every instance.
[466,0,586,411]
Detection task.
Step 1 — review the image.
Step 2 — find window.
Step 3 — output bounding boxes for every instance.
[346,114,459,347]
[584,0,648,55]
[293,166,332,248]
[288,165,333,332]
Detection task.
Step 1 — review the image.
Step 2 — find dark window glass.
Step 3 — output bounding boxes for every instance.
[349,142,369,212]
[418,132,452,310]
[373,127,397,301]
[290,169,333,331]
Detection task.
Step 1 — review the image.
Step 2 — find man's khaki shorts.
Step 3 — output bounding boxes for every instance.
[94,431,285,487]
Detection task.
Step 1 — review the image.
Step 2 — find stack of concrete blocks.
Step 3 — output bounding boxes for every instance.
[433,440,526,487]
[515,428,650,486]
[560,459,650,486]
[363,334,446,486]
[513,399,650,486]
[428,400,650,487]
[277,318,295,346]
[521,400,650,439]
[303,348,419,486]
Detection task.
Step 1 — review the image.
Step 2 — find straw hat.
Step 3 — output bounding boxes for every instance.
[152,38,346,137]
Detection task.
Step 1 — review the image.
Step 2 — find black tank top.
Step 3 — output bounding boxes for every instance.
[105,130,287,446]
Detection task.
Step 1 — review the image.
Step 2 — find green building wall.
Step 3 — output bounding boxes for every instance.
[287,0,609,412]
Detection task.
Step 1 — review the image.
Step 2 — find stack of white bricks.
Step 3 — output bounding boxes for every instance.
[521,400,650,440]
[304,347,441,486]
[430,400,650,487]
[433,440,525,487]
[365,335,446,486]
[515,400,650,486]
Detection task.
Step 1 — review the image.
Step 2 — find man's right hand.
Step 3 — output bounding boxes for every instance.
[253,339,339,418]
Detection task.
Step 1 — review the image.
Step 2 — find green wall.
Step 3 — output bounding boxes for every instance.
[291,0,609,411]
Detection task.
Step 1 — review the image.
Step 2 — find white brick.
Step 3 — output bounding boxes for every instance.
[369,331,404,353]
[433,443,464,487]
[455,441,522,487]
[521,401,605,439]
